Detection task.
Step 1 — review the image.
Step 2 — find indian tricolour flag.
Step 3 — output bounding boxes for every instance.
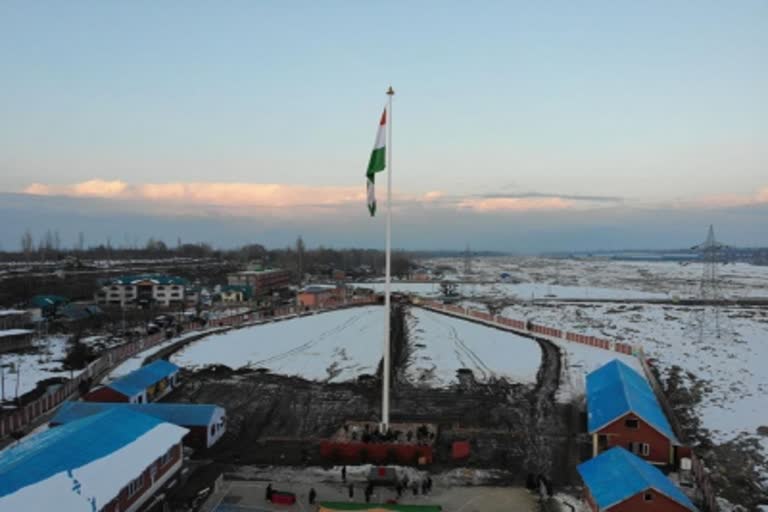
[366,107,387,216]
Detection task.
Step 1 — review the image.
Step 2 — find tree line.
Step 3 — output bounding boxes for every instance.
[1,231,412,278]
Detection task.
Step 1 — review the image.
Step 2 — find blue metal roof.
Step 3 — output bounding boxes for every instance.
[52,401,222,427]
[0,408,169,498]
[586,359,677,442]
[108,360,180,398]
[577,447,697,511]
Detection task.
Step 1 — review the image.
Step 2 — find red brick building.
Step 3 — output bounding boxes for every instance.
[227,268,292,297]
[297,285,344,309]
[587,360,680,465]
[578,447,698,512]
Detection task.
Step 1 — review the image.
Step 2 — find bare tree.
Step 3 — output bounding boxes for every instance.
[20,229,34,260]
[296,235,305,285]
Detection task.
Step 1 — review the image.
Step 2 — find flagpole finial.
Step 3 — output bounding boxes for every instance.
[386,86,395,96]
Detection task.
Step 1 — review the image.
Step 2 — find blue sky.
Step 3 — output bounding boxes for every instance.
[0,1,766,250]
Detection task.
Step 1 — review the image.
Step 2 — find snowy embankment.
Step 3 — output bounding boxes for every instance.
[405,308,541,387]
[0,336,80,400]
[172,307,385,382]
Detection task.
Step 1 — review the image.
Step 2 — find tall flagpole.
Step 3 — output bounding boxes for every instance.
[382,85,394,432]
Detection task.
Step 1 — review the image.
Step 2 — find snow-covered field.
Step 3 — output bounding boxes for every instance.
[353,281,666,301]
[549,335,644,403]
[171,306,544,387]
[106,326,233,381]
[410,257,768,299]
[0,336,79,400]
[499,301,768,448]
[172,307,385,382]
[405,308,541,387]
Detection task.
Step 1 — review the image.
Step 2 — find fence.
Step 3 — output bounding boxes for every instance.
[637,349,720,512]
[419,300,639,358]
[0,296,378,441]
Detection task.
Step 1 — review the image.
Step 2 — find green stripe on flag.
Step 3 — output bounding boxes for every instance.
[367,147,386,177]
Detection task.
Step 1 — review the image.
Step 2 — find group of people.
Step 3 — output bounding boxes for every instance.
[265,466,436,506]
[394,473,433,497]
[343,423,435,445]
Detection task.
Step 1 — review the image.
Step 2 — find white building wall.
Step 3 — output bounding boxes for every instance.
[206,407,227,448]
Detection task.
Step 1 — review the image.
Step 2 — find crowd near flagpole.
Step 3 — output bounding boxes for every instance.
[382,85,394,431]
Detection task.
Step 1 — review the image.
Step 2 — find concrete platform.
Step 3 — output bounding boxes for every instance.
[209,479,538,512]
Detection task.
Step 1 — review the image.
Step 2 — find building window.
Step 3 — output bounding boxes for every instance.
[629,442,651,456]
[643,491,654,501]
[625,418,639,429]
[126,475,143,498]
[160,446,174,466]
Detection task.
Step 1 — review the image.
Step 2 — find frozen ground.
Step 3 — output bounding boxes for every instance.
[415,257,768,299]
[171,307,385,382]
[405,307,541,387]
[0,336,80,400]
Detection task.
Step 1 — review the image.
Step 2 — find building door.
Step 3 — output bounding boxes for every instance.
[598,434,608,453]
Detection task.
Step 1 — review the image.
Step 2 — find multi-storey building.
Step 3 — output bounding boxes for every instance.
[95,275,189,308]
[226,268,292,297]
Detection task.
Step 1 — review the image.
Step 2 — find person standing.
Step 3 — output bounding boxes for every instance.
[341,465,347,482]
[348,483,354,499]
[265,483,273,502]
[309,487,316,505]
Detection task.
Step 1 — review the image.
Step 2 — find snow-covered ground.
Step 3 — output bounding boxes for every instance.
[172,307,386,382]
[549,335,644,403]
[106,326,232,381]
[172,306,544,387]
[0,336,79,400]
[496,299,768,496]
[353,281,666,301]
[406,308,541,387]
[413,257,768,299]
[500,301,768,447]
